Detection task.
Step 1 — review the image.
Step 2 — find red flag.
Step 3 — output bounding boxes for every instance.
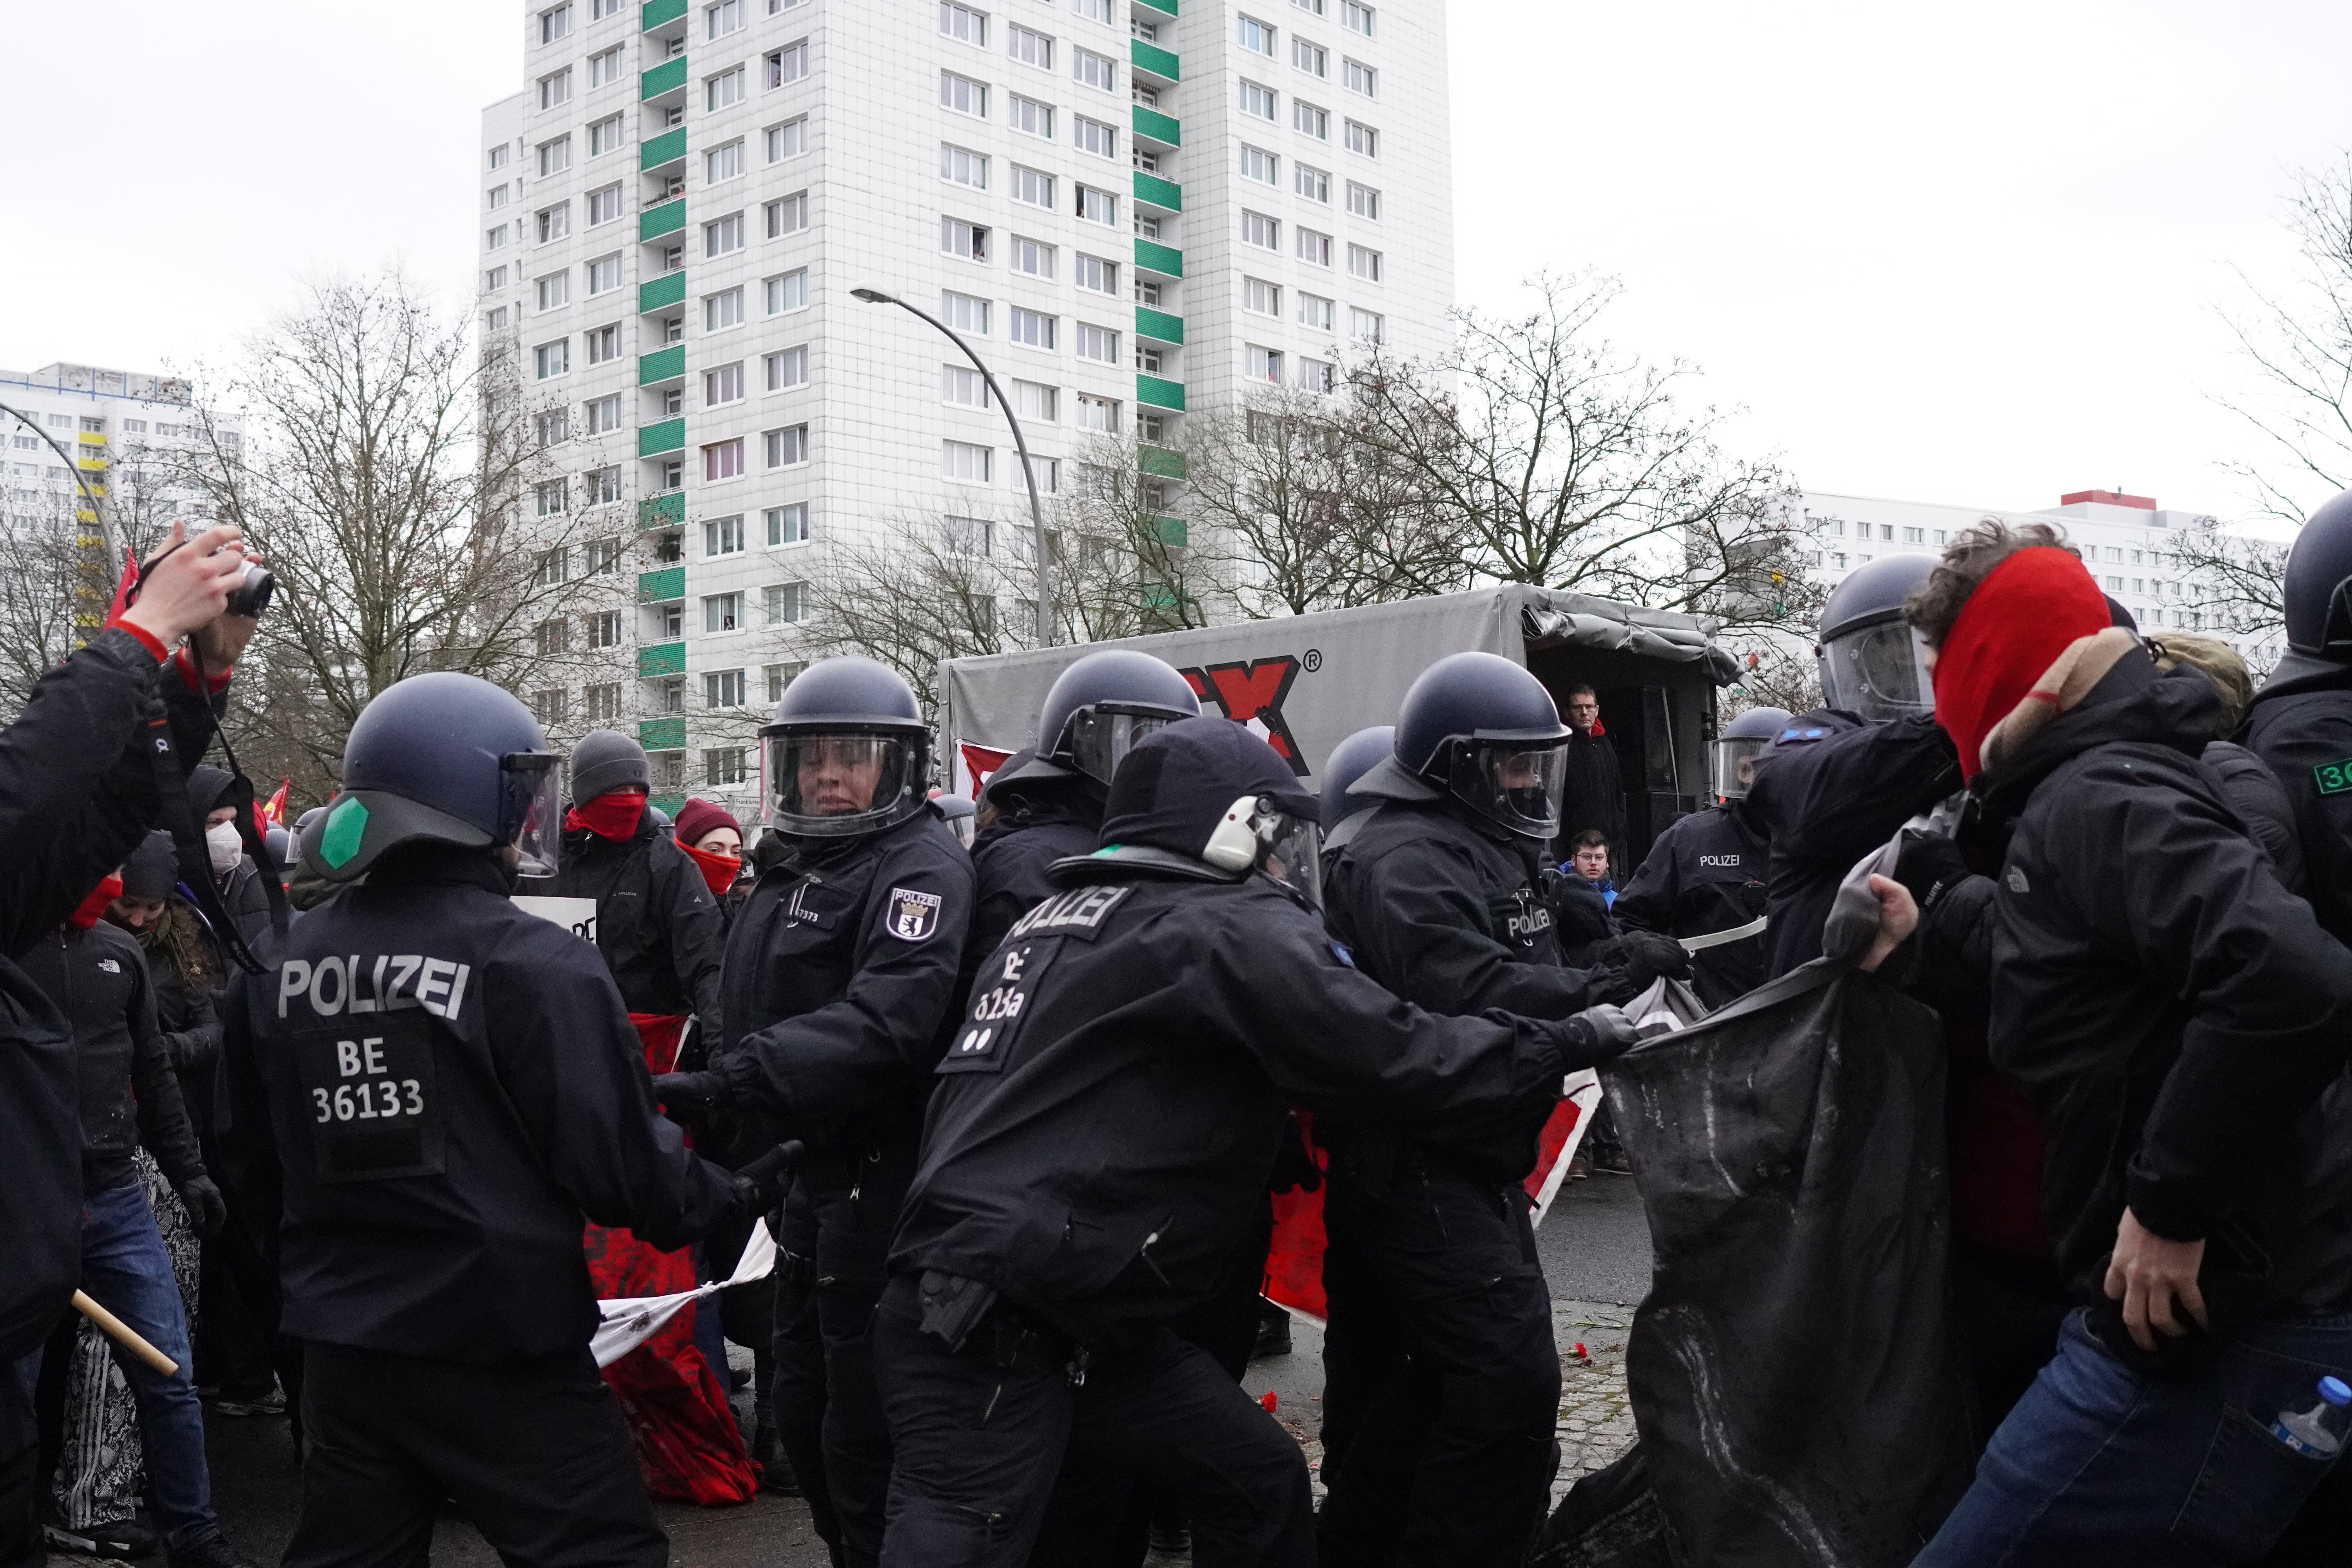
[104,548,138,625]
[260,778,290,828]
[958,741,1014,794]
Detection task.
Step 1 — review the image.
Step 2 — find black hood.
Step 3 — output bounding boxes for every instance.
[1977,654,2216,817]
[1098,717,1317,856]
[187,763,236,820]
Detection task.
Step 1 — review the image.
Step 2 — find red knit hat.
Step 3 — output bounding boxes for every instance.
[673,797,742,849]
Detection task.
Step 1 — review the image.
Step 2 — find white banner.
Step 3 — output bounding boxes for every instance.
[590,1217,778,1368]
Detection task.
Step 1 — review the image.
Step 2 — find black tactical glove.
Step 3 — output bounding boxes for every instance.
[730,1140,804,1216]
[1893,829,1972,914]
[1584,929,1691,1004]
[652,1069,723,1131]
[1558,1003,1641,1069]
[174,1174,227,1240]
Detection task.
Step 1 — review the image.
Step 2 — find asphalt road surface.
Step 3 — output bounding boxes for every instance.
[1535,1164,1657,1308]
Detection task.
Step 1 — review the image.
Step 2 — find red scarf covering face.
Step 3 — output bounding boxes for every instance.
[678,840,741,897]
[1933,547,2111,782]
[69,875,124,931]
[566,791,646,842]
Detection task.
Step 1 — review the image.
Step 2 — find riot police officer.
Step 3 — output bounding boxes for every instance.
[1613,705,1789,1007]
[1318,724,1396,857]
[875,717,1641,1568]
[1318,652,1685,1568]
[2245,487,2352,948]
[655,657,975,1568]
[213,673,783,1568]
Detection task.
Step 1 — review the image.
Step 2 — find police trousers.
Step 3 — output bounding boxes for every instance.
[1317,1145,1560,1568]
[283,1341,664,1568]
[871,1273,1313,1568]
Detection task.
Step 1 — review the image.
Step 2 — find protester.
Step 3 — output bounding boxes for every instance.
[673,797,746,910]
[1559,684,1626,858]
[1893,524,2352,1563]
[216,673,784,1568]
[654,656,975,1568]
[871,717,1643,1567]
[183,766,272,949]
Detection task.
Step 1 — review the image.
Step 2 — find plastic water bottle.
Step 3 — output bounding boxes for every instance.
[2270,1376,2352,1458]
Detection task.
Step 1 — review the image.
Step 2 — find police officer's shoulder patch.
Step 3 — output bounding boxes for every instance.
[885,886,944,942]
[2315,759,2352,796]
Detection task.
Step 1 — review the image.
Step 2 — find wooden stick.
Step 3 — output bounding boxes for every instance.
[72,1290,179,1377]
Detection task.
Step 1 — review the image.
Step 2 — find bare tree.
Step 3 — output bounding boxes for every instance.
[799,514,1022,721]
[1353,272,1809,628]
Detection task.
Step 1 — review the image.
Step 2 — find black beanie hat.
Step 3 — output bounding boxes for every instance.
[1098,717,1318,856]
[122,831,180,900]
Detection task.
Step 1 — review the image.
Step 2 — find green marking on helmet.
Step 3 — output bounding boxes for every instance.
[1091,843,1122,857]
[319,796,370,868]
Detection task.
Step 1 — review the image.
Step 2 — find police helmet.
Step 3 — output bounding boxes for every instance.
[1035,650,1202,786]
[1817,554,1937,721]
[1071,717,1323,911]
[1710,706,1793,802]
[760,655,931,839]
[2283,488,2352,657]
[263,824,292,869]
[308,672,562,882]
[1318,725,1396,831]
[1393,652,1573,840]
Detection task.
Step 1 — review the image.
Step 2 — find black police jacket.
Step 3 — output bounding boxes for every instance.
[1747,710,1960,978]
[548,816,726,1026]
[2243,653,2352,939]
[1976,657,2352,1327]
[892,871,1587,1347]
[0,627,229,1359]
[709,809,974,1174]
[2199,740,2305,895]
[215,845,741,1362]
[969,800,1100,970]
[1615,803,1769,1008]
[18,920,205,1198]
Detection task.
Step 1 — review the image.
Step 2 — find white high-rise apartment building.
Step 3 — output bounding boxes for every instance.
[0,360,240,547]
[480,0,1452,816]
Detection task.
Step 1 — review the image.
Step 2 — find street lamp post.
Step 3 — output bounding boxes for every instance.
[851,287,1053,647]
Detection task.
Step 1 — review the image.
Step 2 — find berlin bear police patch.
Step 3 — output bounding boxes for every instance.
[887,886,944,942]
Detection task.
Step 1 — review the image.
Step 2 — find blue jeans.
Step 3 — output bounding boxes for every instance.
[38,1182,218,1552]
[1917,1306,2352,1566]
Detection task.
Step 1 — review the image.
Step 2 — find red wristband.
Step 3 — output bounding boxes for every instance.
[107,619,169,664]
[174,646,232,695]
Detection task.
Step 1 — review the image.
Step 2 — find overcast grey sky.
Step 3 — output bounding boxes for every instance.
[4,1,2346,521]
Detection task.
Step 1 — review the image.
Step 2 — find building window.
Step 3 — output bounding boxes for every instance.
[1238,147,1281,187]
[942,218,991,261]
[764,582,808,624]
[708,0,743,37]
[1293,38,1327,75]
[1296,163,1330,202]
[766,504,810,545]
[1073,114,1116,159]
[766,424,809,466]
[705,592,744,632]
[706,212,746,256]
[1077,393,1119,432]
[1012,379,1058,421]
[763,662,804,702]
[706,363,745,405]
[537,203,571,243]
[534,339,570,379]
[1008,306,1056,348]
[539,69,572,110]
[768,116,809,161]
[768,41,810,86]
[1009,164,1056,207]
[1134,342,1165,375]
[535,619,568,656]
[1072,45,1116,92]
[587,184,626,227]
[1071,184,1114,225]
[706,514,746,556]
[1008,22,1053,67]
[584,252,622,296]
[586,322,622,363]
[944,515,993,555]
[942,290,991,334]
[485,263,510,292]
[1345,119,1378,156]
[942,71,989,117]
[1074,322,1119,363]
[1243,277,1280,315]
[704,746,748,784]
[1237,15,1275,53]
[766,269,809,312]
[1295,100,1329,138]
[488,225,509,250]
[944,440,993,482]
[703,438,746,480]
[587,610,622,648]
[588,45,624,88]
[1299,357,1336,392]
[942,143,989,188]
[588,114,624,156]
[487,184,510,211]
[943,363,991,407]
[488,143,510,170]
[1345,58,1375,95]
[1247,345,1283,383]
[536,410,572,450]
[1239,80,1276,120]
[540,2,573,41]
[586,463,622,500]
[1297,227,1333,265]
[1347,243,1382,281]
[532,688,568,728]
[705,287,745,330]
[706,139,746,183]
[1075,0,1109,20]
[1348,306,1383,342]
[708,66,746,111]
[1007,93,1053,137]
[940,1,987,45]
[535,478,569,515]
[1346,182,1383,223]
[1343,0,1373,34]
[1009,236,1055,277]
[766,345,809,389]
[1241,210,1279,249]
[1074,253,1118,294]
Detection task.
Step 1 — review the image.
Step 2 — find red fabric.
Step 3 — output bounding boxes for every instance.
[1262,1112,1331,1323]
[173,646,232,694]
[1524,1096,1589,1209]
[677,840,740,898]
[1932,548,2108,781]
[1943,1019,2054,1258]
[261,779,290,828]
[672,798,738,851]
[105,548,138,626]
[107,619,168,664]
[959,742,1014,793]
[567,791,646,842]
[586,1012,754,1505]
[1581,719,1606,738]
[68,876,123,931]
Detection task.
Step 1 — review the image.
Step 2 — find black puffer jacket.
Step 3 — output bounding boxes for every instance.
[548,813,726,1025]
[1976,653,2352,1342]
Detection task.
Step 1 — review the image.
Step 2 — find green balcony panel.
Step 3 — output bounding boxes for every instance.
[1139,445,1188,480]
[637,344,685,386]
[1129,38,1180,81]
[638,717,686,749]
[1150,517,1189,548]
[639,126,688,172]
[1132,170,1182,212]
[641,0,687,29]
[639,198,686,241]
[649,790,688,815]
[638,641,686,679]
[637,491,686,529]
[1135,0,1177,15]
[1136,374,1186,412]
[638,417,686,457]
[638,270,686,314]
[1134,306,1184,345]
[640,54,688,102]
[1133,238,1184,278]
[1131,105,1181,147]
[637,565,686,603]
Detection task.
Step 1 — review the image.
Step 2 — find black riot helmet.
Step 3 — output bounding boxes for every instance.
[1817,553,1937,721]
[1319,724,1396,831]
[307,672,563,882]
[760,655,932,839]
[1035,649,1202,786]
[1393,652,1573,840]
[1710,706,1792,802]
[2283,488,2352,657]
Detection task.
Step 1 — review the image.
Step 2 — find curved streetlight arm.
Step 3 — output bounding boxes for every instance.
[0,401,113,560]
[852,289,1053,647]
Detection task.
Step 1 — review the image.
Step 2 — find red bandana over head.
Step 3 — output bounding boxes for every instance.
[69,875,124,931]
[566,791,646,842]
[1933,547,2111,781]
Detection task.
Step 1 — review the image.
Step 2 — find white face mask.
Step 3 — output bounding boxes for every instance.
[206,820,244,875]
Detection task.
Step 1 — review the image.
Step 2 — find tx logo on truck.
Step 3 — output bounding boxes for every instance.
[1179,657,1309,776]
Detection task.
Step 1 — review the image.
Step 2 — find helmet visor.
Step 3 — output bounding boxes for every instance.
[1255,809,1324,913]
[1446,741,1570,838]
[502,753,564,877]
[1710,736,1773,802]
[764,730,918,837]
[1825,620,1934,721]
[1062,706,1184,785]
